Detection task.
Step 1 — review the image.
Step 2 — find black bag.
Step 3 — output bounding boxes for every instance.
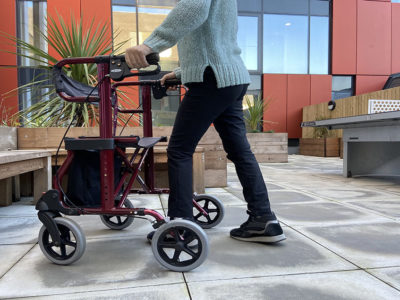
[66,150,123,207]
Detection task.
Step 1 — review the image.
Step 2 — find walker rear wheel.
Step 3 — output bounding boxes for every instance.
[193,194,224,229]
[151,220,209,272]
[38,217,86,265]
[100,199,134,230]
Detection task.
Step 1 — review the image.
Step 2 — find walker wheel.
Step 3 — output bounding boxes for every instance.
[151,220,209,272]
[100,199,134,230]
[38,217,86,265]
[193,194,225,229]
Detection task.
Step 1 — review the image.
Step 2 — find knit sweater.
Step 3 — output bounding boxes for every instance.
[143,0,250,88]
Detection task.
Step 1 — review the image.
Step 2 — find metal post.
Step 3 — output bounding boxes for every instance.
[98,63,114,210]
[142,85,155,191]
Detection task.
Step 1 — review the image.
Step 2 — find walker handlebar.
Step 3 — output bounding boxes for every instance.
[53,53,181,103]
[109,53,161,81]
[54,53,161,80]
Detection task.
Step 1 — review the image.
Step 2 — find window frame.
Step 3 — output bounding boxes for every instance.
[238,13,263,75]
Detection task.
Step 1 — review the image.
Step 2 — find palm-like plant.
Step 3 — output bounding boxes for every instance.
[2,14,133,127]
[243,94,273,133]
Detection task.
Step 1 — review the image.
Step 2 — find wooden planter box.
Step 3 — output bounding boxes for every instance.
[246,132,288,163]
[299,138,340,157]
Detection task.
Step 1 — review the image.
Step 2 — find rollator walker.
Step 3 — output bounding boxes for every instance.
[35,53,225,271]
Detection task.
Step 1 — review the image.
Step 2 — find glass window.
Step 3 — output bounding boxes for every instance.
[137,3,179,71]
[112,1,179,71]
[263,0,308,15]
[17,0,47,67]
[263,0,330,74]
[332,76,354,100]
[238,16,259,71]
[237,0,262,12]
[310,16,329,74]
[112,0,137,5]
[17,0,48,110]
[310,0,330,16]
[112,5,138,51]
[263,14,308,74]
[392,0,400,3]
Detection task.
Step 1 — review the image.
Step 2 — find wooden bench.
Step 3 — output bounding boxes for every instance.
[0,150,52,206]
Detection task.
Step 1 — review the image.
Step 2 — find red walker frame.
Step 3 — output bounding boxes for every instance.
[47,56,207,224]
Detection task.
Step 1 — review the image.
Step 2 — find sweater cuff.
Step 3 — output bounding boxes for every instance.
[173,67,182,79]
[143,35,168,54]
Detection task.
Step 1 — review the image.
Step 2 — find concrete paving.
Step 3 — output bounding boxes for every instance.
[0,155,400,299]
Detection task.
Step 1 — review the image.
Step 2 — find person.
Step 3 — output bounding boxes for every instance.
[125,0,285,243]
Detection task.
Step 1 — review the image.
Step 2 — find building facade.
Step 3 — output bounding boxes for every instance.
[0,0,400,139]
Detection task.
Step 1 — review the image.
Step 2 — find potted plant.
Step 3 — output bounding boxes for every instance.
[1,14,134,128]
[243,94,288,163]
[299,117,340,157]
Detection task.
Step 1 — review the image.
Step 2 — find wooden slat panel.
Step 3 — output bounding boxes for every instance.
[0,158,44,180]
[302,86,400,138]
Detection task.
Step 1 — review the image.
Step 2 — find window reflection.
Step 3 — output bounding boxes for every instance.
[332,76,354,100]
[137,4,179,71]
[112,1,179,71]
[112,5,137,50]
[17,0,48,110]
[310,16,329,74]
[263,14,308,74]
[238,16,258,71]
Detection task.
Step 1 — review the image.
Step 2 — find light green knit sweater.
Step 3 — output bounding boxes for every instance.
[143,0,250,88]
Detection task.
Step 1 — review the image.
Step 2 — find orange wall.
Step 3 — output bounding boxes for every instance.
[310,75,332,105]
[47,0,81,60]
[357,0,391,75]
[0,0,18,120]
[47,0,81,22]
[263,74,287,133]
[392,3,400,73]
[81,0,112,43]
[355,75,389,95]
[263,74,333,138]
[287,75,310,139]
[332,0,357,75]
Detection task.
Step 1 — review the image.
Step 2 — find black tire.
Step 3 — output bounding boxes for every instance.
[193,194,225,229]
[38,217,86,265]
[151,220,209,272]
[100,199,134,230]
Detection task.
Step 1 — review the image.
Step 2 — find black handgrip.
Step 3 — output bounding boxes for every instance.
[164,79,181,86]
[146,53,160,65]
[152,79,182,100]
[110,53,161,81]
[110,53,159,65]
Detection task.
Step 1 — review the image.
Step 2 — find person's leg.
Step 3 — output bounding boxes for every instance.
[167,69,246,218]
[213,90,272,216]
[213,90,286,243]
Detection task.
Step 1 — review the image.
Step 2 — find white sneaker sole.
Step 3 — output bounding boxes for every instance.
[231,233,286,243]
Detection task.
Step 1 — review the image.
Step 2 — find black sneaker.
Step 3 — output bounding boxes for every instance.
[230,212,286,243]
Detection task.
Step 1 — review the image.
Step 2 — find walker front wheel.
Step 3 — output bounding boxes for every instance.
[151,220,209,272]
[193,194,225,229]
[38,217,86,265]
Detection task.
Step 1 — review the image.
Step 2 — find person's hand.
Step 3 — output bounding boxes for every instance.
[125,44,153,69]
[160,71,179,91]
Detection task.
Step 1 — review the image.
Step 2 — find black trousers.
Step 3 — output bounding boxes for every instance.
[167,67,272,218]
